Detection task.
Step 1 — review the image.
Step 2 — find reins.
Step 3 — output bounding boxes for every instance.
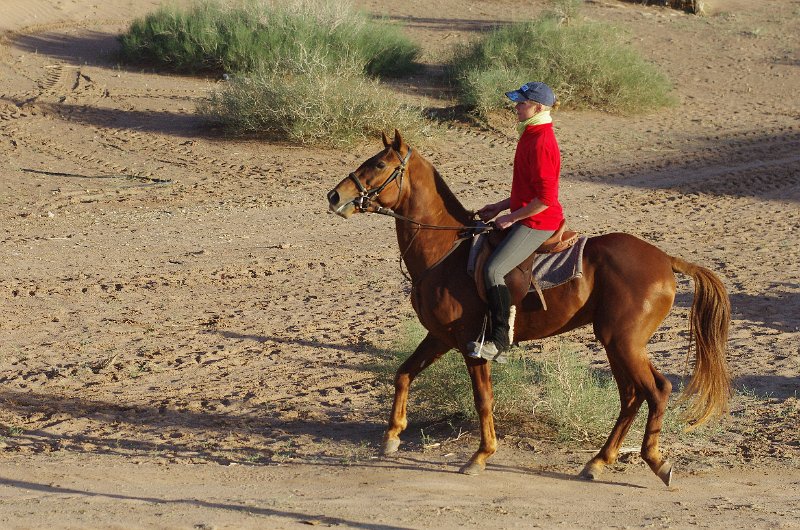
[395,224,471,283]
[375,206,493,281]
[373,206,489,232]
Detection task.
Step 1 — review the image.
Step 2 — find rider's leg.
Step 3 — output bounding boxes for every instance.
[467,224,554,362]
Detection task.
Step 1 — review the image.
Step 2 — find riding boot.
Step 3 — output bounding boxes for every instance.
[487,284,512,354]
[466,284,512,363]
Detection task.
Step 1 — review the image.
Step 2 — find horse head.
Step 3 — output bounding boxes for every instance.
[327,129,412,218]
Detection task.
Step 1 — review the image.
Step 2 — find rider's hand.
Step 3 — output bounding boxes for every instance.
[477,203,501,222]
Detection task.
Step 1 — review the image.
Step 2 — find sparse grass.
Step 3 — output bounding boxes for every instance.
[548,0,583,25]
[5,425,24,437]
[118,0,420,77]
[620,0,702,14]
[693,1,710,16]
[742,28,764,38]
[337,440,374,465]
[368,320,699,447]
[367,320,541,422]
[539,343,620,443]
[368,320,473,420]
[240,452,267,464]
[447,3,675,118]
[538,344,689,444]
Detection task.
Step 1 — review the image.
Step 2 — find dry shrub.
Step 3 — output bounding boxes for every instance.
[628,1,705,14]
[198,55,433,148]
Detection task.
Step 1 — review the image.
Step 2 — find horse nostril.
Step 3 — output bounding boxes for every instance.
[327,189,340,206]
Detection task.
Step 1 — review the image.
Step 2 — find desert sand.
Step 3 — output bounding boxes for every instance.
[0,0,798,527]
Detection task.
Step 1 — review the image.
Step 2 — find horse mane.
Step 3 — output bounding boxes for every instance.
[427,161,473,225]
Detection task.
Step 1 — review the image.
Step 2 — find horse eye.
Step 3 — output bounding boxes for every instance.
[376,161,386,169]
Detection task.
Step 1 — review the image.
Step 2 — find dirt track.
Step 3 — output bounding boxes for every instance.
[1,0,798,527]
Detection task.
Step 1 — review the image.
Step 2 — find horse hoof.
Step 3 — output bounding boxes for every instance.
[579,461,603,481]
[460,462,483,476]
[656,461,673,487]
[381,439,401,456]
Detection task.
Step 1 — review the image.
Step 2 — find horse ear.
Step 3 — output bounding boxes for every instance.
[392,129,404,151]
[381,131,390,148]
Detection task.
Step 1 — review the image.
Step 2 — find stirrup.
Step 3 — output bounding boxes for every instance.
[466,341,508,364]
[466,341,483,359]
[466,315,490,359]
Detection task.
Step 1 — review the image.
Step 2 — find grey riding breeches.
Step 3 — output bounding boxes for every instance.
[484,224,555,289]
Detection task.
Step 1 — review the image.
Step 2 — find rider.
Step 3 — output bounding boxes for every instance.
[467,82,564,362]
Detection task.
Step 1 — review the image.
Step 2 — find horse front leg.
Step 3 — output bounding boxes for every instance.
[460,357,497,475]
[381,332,450,456]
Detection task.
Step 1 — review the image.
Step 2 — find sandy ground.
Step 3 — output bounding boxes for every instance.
[0,0,798,527]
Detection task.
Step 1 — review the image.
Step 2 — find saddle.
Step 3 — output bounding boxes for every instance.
[467,219,579,311]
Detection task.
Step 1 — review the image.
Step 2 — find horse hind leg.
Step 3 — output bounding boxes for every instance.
[382,332,449,456]
[641,363,673,486]
[580,373,643,481]
[581,345,673,486]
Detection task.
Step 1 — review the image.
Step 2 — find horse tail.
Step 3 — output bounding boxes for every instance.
[670,256,732,429]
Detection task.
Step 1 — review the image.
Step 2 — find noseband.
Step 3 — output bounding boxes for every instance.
[348,147,412,212]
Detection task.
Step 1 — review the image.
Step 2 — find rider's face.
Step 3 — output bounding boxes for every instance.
[515,100,542,122]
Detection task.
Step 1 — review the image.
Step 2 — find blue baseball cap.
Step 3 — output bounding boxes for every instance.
[505,82,556,106]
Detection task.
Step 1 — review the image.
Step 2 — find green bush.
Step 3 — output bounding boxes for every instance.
[118,0,420,77]
[448,14,675,116]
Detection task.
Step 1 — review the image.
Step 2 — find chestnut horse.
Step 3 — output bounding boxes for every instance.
[327,130,730,486]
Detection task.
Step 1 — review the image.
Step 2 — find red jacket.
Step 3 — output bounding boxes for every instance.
[510,122,564,230]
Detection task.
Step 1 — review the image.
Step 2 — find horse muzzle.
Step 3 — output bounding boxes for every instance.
[327,188,357,218]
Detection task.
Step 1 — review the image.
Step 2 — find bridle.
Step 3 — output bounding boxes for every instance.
[341,145,494,282]
[346,146,493,234]
[348,146,411,213]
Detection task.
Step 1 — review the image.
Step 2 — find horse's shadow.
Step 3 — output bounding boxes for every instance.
[2,387,615,486]
[728,288,800,334]
[675,278,798,330]
[0,476,412,530]
[675,282,800,335]
[674,282,800,399]
[0,386,385,463]
[215,329,800,401]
